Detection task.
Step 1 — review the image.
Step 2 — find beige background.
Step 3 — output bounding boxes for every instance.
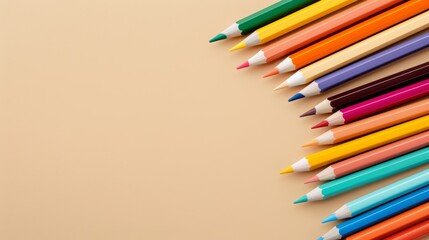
[0,1,428,239]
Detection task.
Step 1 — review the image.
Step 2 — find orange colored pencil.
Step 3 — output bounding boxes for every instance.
[384,219,429,240]
[347,202,429,240]
[238,0,403,69]
[265,0,429,76]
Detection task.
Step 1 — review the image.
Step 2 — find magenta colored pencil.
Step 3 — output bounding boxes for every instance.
[313,79,429,128]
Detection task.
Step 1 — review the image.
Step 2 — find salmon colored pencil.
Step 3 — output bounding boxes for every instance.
[229,0,358,51]
[304,98,429,146]
[307,131,429,183]
[274,11,429,88]
[265,0,429,76]
[239,0,402,69]
[281,115,429,173]
[384,219,429,240]
[347,202,429,240]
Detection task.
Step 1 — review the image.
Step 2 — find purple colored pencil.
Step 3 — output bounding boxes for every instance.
[288,31,429,102]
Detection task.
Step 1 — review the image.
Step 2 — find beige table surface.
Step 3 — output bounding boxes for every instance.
[1,1,428,239]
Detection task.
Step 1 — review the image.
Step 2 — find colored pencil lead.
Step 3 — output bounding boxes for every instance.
[209,33,227,43]
[263,68,279,78]
[273,81,288,91]
[236,61,249,70]
[280,166,293,174]
[304,175,319,184]
[302,139,318,147]
[229,41,246,52]
[300,108,316,117]
[322,214,337,223]
[312,121,329,129]
[288,93,305,102]
[294,195,308,204]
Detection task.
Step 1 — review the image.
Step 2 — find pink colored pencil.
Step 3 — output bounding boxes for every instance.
[313,79,429,129]
[306,131,429,183]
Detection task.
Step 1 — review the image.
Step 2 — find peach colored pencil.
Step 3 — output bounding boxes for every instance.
[306,131,429,183]
[304,98,429,146]
[238,0,402,69]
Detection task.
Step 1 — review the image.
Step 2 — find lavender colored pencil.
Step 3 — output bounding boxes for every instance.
[288,31,429,102]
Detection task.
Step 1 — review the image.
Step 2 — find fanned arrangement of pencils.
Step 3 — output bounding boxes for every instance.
[210,0,429,239]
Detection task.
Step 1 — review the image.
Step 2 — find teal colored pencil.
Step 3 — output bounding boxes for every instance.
[209,0,318,42]
[294,147,429,204]
[323,168,429,222]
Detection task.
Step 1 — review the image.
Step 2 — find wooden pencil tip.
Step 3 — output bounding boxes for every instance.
[302,139,318,147]
[300,108,316,117]
[229,41,246,52]
[236,61,249,70]
[312,120,329,129]
[263,68,279,78]
[280,166,294,174]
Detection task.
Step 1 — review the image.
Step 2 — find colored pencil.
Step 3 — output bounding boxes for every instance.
[273,11,429,89]
[265,0,429,76]
[280,115,429,173]
[301,62,429,117]
[293,147,429,204]
[229,0,358,51]
[239,0,403,69]
[384,219,429,240]
[347,202,429,240]
[290,32,429,101]
[209,0,318,43]
[312,79,429,129]
[304,98,429,146]
[307,131,429,183]
[323,169,429,222]
[318,186,429,240]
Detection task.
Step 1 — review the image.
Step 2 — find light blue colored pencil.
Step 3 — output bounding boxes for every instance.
[318,185,429,240]
[294,147,429,204]
[323,168,429,223]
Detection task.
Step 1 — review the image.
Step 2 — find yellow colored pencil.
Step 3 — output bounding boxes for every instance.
[230,0,358,51]
[280,115,429,174]
[276,10,429,88]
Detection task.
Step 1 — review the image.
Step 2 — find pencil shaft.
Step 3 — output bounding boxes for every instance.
[287,0,429,70]
[306,32,429,97]
[384,219,429,240]
[255,0,402,64]
[326,61,429,113]
[295,11,429,85]
[347,202,429,240]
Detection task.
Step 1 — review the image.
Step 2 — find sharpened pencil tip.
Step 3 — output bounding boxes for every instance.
[317,237,324,240]
[322,214,338,223]
[209,33,227,43]
[236,61,249,70]
[288,93,305,102]
[302,139,318,147]
[304,175,319,184]
[294,195,308,204]
[280,166,294,174]
[263,68,279,78]
[273,81,288,91]
[312,120,329,129]
[229,41,246,52]
[300,108,316,117]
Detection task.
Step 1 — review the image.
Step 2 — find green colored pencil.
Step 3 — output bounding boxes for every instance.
[293,147,429,204]
[209,0,319,43]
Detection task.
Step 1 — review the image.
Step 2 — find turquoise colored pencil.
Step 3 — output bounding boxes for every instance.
[294,147,429,204]
[209,0,318,42]
[323,168,429,223]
